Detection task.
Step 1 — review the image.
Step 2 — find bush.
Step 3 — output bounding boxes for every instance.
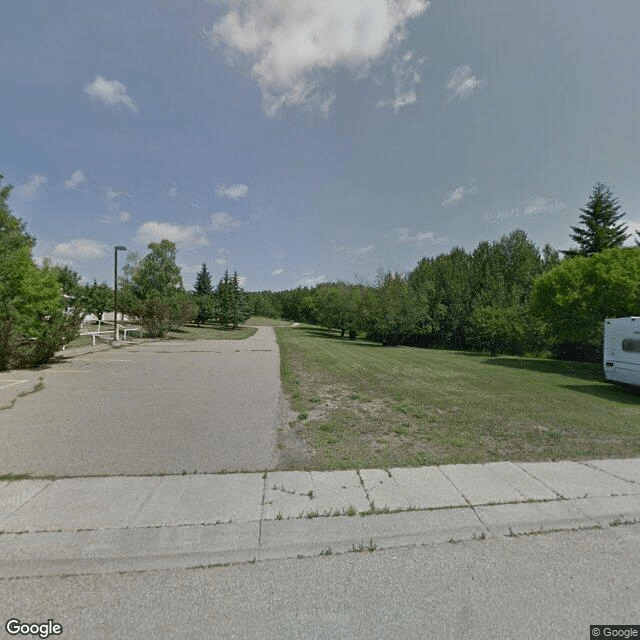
[120,293,194,339]
[0,176,80,370]
[530,247,640,361]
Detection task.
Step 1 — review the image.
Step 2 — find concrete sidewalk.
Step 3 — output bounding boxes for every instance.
[1,457,640,578]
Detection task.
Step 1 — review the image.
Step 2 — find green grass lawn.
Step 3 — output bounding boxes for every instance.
[275,325,640,470]
[243,316,293,326]
[166,324,257,340]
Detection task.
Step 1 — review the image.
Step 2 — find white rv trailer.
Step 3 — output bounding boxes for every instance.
[603,317,640,387]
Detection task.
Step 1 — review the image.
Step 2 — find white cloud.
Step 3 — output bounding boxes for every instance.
[64,170,87,190]
[624,220,640,246]
[215,183,249,199]
[377,50,427,113]
[237,275,248,287]
[208,0,430,117]
[390,228,445,244]
[442,185,476,207]
[446,65,484,101]
[105,188,129,201]
[137,221,209,247]
[18,174,46,199]
[84,75,139,113]
[169,187,179,197]
[53,239,109,260]
[297,274,326,287]
[214,257,227,266]
[210,212,246,232]
[334,244,374,256]
[271,268,285,276]
[99,211,132,225]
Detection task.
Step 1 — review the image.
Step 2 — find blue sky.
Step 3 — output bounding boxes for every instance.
[2,0,639,291]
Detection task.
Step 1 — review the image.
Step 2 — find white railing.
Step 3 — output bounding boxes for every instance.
[78,325,144,345]
[122,326,143,340]
[79,330,114,346]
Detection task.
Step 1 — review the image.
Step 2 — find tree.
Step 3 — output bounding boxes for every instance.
[230,270,249,327]
[365,271,423,346]
[215,269,233,327]
[563,182,629,257]
[119,240,193,338]
[46,262,82,299]
[0,175,81,369]
[121,240,184,298]
[215,269,248,328]
[192,263,215,325]
[311,282,364,338]
[245,290,282,319]
[542,243,561,270]
[530,247,640,361]
[464,230,550,355]
[194,263,213,296]
[427,247,474,348]
[81,280,113,322]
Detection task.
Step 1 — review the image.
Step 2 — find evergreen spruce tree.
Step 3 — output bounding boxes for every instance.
[563,182,629,257]
[216,269,232,327]
[230,270,247,328]
[214,269,247,328]
[194,263,213,296]
[193,263,214,325]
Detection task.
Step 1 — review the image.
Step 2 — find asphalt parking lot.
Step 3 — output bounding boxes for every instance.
[0,327,283,476]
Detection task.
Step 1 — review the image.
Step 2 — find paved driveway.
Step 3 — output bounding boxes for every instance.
[0,327,282,476]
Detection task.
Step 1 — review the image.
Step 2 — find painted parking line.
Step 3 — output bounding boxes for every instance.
[0,380,29,390]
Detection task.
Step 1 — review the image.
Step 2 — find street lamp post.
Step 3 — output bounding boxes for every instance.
[114,245,127,341]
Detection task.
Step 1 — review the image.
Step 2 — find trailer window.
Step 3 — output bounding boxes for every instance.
[622,338,640,353]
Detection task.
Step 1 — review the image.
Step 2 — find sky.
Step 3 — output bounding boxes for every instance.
[2,0,639,291]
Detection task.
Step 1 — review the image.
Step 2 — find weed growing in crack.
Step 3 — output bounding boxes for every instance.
[351,539,377,553]
[610,518,636,527]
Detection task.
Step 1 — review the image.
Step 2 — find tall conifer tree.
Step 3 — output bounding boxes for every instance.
[563,182,629,257]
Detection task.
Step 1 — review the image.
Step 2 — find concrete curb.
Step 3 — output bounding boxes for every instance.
[1,457,639,578]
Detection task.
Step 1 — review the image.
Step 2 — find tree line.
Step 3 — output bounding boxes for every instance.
[2,176,638,369]
[247,183,640,362]
[117,241,249,338]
